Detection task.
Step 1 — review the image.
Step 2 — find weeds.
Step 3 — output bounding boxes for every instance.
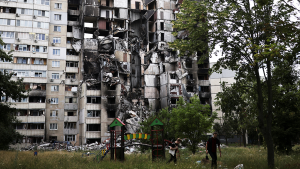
[0,146,299,169]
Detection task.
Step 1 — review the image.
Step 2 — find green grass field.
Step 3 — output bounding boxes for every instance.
[0,146,300,169]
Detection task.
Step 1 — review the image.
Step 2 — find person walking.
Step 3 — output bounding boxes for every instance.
[167,138,182,164]
[206,132,221,169]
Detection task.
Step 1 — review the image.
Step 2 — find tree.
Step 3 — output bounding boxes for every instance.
[139,107,176,142]
[170,95,217,154]
[215,81,258,147]
[170,0,300,167]
[0,37,27,149]
[271,62,300,155]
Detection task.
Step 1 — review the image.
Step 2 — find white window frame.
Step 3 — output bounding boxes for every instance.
[0,44,11,51]
[53,49,60,55]
[18,32,29,39]
[65,135,75,141]
[54,26,61,32]
[0,32,14,39]
[52,61,60,67]
[54,3,62,9]
[50,98,58,104]
[52,73,59,79]
[36,33,46,40]
[51,85,59,91]
[50,123,57,130]
[53,37,61,44]
[54,14,62,21]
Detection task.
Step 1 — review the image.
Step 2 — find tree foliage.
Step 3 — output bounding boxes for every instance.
[170,95,217,154]
[0,37,27,149]
[170,0,300,167]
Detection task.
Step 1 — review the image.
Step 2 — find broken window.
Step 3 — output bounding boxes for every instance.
[186,61,193,68]
[29,96,45,103]
[200,98,210,104]
[87,97,101,104]
[107,98,115,104]
[87,124,100,131]
[135,2,140,9]
[66,73,76,79]
[187,74,193,80]
[65,135,75,141]
[50,110,57,117]
[200,86,210,92]
[107,110,115,118]
[161,33,164,41]
[67,111,76,116]
[64,122,76,129]
[49,136,57,142]
[170,98,178,104]
[160,22,164,30]
[106,0,110,6]
[65,97,77,103]
[87,84,101,90]
[108,85,116,90]
[106,11,109,18]
[170,73,176,79]
[67,26,72,32]
[87,110,100,117]
[66,61,78,67]
[198,74,209,80]
[114,8,119,17]
[186,86,194,92]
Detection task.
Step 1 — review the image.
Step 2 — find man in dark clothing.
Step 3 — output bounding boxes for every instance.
[167,138,182,164]
[206,132,221,169]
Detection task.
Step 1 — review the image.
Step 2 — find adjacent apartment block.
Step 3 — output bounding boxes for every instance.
[0,0,212,147]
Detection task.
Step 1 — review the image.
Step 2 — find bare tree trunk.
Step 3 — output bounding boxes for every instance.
[254,63,275,169]
[266,60,275,169]
[225,137,228,145]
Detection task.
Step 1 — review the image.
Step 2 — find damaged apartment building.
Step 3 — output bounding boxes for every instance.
[0,0,211,147]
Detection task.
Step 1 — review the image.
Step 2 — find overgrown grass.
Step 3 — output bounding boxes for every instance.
[0,146,300,169]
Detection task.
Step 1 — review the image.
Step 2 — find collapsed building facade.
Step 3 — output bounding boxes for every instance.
[0,0,211,146]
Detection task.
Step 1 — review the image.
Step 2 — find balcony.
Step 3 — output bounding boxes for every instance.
[86,90,101,96]
[16,129,44,136]
[67,21,79,26]
[16,116,45,123]
[199,91,211,98]
[68,9,80,16]
[67,32,73,37]
[29,90,46,97]
[198,80,210,86]
[86,104,101,110]
[86,118,101,124]
[64,116,78,122]
[11,103,46,109]
[66,55,79,61]
[63,128,78,135]
[64,103,78,110]
[86,131,101,138]
[66,67,78,73]
[65,79,78,85]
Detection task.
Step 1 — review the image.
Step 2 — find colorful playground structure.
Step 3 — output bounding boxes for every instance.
[94,117,166,162]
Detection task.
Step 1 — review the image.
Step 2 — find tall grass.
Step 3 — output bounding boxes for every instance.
[0,146,299,169]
